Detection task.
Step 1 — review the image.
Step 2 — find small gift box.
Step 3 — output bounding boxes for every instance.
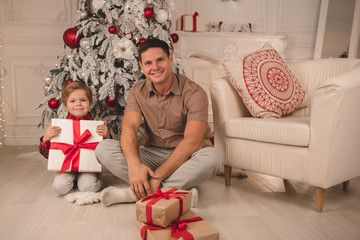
[48,119,103,174]
[135,209,220,240]
[136,187,192,227]
[179,12,204,32]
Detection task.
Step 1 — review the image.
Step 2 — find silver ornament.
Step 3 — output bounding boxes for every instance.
[77,10,88,19]
[44,76,52,85]
[79,71,86,79]
[80,38,91,49]
[155,9,168,24]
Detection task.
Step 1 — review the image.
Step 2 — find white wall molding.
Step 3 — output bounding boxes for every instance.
[5,136,42,146]
[277,0,321,33]
[5,0,71,26]
[253,0,268,33]
[4,56,59,125]
[2,37,64,46]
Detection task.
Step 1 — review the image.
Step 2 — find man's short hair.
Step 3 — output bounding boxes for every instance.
[138,38,170,63]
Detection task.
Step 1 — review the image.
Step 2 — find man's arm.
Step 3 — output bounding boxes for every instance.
[149,120,206,191]
[120,111,158,200]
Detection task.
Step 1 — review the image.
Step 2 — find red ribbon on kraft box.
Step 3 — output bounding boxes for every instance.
[50,120,99,174]
[140,216,203,240]
[141,188,189,225]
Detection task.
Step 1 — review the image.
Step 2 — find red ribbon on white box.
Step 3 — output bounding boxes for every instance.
[50,120,99,174]
[181,12,200,32]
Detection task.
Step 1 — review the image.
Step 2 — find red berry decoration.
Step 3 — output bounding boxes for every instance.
[139,38,146,44]
[48,98,60,109]
[66,78,73,84]
[108,26,117,34]
[144,7,154,19]
[171,33,179,43]
[106,97,117,108]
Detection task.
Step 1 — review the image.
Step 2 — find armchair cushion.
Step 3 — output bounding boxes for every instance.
[223,43,307,118]
[225,117,310,147]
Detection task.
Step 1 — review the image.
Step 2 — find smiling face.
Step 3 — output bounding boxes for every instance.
[139,47,173,92]
[65,89,90,118]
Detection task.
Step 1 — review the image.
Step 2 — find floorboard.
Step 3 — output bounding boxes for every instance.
[1,145,360,240]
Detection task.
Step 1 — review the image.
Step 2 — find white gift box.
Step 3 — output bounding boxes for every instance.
[179,14,204,32]
[48,119,103,173]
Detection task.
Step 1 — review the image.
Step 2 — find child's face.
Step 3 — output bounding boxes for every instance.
[65,89,90,118]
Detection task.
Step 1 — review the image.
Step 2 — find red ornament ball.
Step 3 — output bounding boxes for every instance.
[106,98,117,108]
[108,26,117,34]
[139,38,146,44]
[48,98,60,109]
[144,7,154,19]
[171,33,179,43]
[66,78,73,84]
[63,27,82,49]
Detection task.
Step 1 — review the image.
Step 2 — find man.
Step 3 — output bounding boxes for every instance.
[95,38,221,206]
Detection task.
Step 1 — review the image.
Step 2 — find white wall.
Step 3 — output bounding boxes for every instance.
[0,0,78,145]
[0,0,321,145]
[173,0,321,61]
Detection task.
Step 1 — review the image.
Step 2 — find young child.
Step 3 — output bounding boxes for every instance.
[39,81,110,195]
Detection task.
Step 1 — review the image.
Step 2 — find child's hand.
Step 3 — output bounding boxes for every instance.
[97,121,110,139]
[43,124,62,142]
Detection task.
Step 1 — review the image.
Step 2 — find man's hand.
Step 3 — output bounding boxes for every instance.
[149,177,162,194]
[128,162,158,200]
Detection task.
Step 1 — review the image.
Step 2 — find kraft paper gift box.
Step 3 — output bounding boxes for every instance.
[48,119,103,173]
[179,12,204,32]
[135,209,220,240]
[136,187,192,227]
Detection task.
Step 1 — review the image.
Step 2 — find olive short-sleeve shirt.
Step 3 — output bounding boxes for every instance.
[125,73,208,148]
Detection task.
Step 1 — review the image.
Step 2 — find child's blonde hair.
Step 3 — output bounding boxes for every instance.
[61,81,93,107]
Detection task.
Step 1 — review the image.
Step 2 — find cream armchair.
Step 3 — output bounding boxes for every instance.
[210,58,360,212]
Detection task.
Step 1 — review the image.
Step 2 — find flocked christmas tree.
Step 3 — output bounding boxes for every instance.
[37,0,182,139]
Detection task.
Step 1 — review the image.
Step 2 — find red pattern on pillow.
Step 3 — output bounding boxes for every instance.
[223,44,306,118]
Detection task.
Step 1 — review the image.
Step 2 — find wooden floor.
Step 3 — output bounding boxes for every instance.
[1,145,360,240]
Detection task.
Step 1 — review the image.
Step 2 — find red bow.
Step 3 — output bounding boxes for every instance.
[170,217,203,240]
[141,188,189,225]
[140,216,203,240]
[50,120,99,174]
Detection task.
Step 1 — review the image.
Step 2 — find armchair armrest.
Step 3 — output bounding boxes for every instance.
[288,58,360,105]
[308,66,360,188]
[210,75,251,163]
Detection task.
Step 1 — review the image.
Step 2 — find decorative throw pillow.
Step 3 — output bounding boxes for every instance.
[223,43,306,118]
